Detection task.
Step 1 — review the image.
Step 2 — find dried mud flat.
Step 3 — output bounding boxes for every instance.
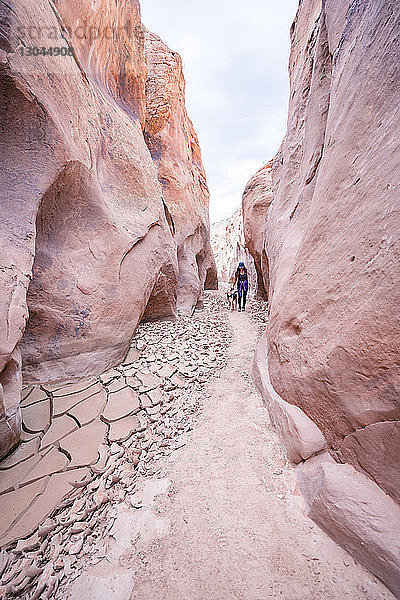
[0,292,395,599]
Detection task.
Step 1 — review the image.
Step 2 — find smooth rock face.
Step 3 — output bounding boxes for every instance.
[247,0,400,591]
[144,30,218,315]
[252,333,326,464]
[0,0,215,457]
[297,456,400,598]
[266,0,400,505]
[0,350,22,459]
[242,162,273,298]
[211,207,256,286]
[338,421,400,505]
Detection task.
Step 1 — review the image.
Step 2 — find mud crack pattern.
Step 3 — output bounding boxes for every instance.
[0,292,231,599]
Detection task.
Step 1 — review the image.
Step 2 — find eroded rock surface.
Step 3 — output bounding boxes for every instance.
[242,161,273,298]
[211,207,256,287]
[297,454,400,598]
[144,30,218,315]
[245,0,400,594]
[0,0,216,457]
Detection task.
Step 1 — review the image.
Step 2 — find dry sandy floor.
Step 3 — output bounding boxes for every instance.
[67,295,394,600]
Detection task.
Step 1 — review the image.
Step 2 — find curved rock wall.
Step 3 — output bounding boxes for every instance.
[144,30,217,314]
[0,0,215,458]
[247,0,400,594]
[242,161,273,299]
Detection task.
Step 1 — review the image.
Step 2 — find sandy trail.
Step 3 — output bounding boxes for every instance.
[68,294,393,600]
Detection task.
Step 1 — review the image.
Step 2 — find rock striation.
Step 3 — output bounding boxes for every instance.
[246,0,400,594]
[144,30,217,314]
[242,161,273,299]
[211,207,256,289]
[0,0,216,458]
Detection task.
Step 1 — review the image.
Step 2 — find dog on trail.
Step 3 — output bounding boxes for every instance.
[226,287,238,311]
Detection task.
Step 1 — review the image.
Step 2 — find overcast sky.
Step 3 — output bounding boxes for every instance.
[140,0,298,223]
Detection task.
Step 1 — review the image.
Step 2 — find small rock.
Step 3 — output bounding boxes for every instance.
[110,442,122,454]
[68,536,84,555]
[38,518,57,538]
[14,531,40,554]
[70,522,87,535]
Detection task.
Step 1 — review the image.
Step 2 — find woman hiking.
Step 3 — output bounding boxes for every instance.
[234,262,249,312]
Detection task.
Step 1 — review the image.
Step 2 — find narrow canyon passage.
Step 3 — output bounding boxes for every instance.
[1,0,398,596]
[64,293,392,600]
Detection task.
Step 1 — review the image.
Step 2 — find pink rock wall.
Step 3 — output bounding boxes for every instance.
[0,0,215,458]
[248,0,400,593]
[242,161,273,299]
[144,30,217,315]
[267,0,400,505]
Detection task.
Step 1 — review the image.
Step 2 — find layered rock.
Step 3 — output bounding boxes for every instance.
[0,0,215,458]
[242,161,273,299]
[211,207,256,288]
[248,0,400,593]
[144,30,217,314]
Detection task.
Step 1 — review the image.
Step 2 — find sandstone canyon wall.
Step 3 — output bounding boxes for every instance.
[211,207,256,289]
[0,0,216,458]
[144,30,217,314]
[242,162,273,299]
[247,0,400,594]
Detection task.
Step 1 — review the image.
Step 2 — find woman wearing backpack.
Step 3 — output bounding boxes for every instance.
[235,262,249,312]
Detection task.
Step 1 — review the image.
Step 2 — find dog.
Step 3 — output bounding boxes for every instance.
[226,287,238,311]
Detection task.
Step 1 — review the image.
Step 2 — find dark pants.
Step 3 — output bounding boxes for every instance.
[238,288,247,309]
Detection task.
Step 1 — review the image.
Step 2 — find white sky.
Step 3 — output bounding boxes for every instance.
[140,0,298,223]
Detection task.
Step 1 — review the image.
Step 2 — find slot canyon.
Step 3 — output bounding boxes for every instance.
[0,0,399,598]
